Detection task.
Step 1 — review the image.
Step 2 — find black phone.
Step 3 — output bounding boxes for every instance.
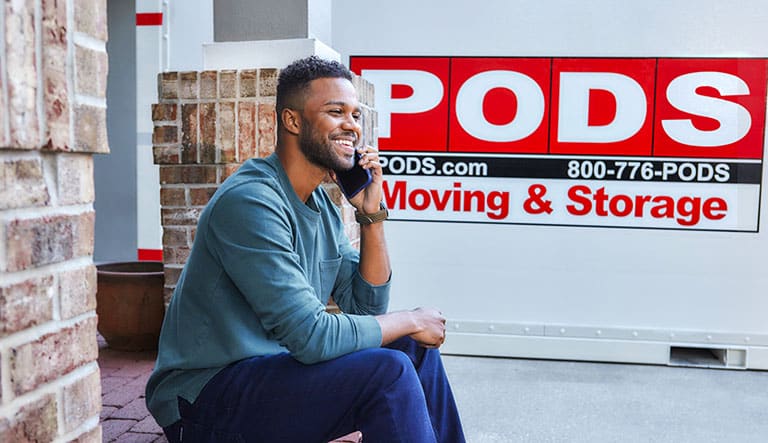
[335,151,373,199]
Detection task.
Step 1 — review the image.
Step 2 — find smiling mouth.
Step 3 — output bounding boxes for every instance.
[333,138,357,154]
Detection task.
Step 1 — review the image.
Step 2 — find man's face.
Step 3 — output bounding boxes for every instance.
[297,77,362,172]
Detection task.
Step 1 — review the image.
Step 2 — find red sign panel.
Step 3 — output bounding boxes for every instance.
[653,58,767,159]
[549,58,656,157]
[349,57,449,152]
[350,57,767,159]
[448,58,551,154]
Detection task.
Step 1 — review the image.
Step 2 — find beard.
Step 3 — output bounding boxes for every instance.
[299,120,356,172]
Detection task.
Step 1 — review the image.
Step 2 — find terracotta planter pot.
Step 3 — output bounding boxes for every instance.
[96,261,165,351]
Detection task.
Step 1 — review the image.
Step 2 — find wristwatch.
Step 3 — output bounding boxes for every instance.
[355,202,389,225]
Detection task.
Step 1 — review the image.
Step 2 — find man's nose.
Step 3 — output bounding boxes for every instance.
[342,114,362,132]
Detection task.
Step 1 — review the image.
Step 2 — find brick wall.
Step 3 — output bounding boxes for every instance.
[152,69,377,305]
[0,0,107,441]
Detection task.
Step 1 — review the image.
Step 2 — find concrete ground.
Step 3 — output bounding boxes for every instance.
[98,337,768,442]
[443,354,768,443]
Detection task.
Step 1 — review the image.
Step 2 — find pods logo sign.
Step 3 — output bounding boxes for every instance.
[350,57,767,159]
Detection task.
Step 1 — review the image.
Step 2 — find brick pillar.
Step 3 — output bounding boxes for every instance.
[152,69,377,305]
[0,0,107,441]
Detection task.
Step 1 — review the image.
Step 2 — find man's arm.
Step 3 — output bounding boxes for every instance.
[347,145,391,286]
[357,222,390,285]
[376,308,447,347]
[343,145,446,348]
[359,225,445,348]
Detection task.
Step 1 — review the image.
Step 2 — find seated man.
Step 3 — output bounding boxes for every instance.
[146,56,465,443]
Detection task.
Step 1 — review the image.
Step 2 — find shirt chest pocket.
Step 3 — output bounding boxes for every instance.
[318,255,342,305]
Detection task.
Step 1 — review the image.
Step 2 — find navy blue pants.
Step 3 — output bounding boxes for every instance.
[163,337,465,442]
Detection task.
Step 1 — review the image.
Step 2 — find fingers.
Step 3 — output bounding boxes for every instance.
[437,311,447,346]
[438,312,446,346]
[422,331,445,349]
[440,322,446,346]
[349,144,384,213]
[357,145,381,172]
[416,308,447,349]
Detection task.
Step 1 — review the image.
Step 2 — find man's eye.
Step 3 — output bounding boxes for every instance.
[329,109,343,115]
[352,113,361,121]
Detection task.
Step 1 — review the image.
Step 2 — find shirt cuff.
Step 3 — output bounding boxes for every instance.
[352,270,391,314]
[351,314,384,348]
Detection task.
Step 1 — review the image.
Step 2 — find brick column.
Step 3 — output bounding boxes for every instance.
[152,69,377,305]
[0,0,107,441]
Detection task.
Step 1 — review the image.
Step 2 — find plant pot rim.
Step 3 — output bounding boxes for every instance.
[96,260,164,277]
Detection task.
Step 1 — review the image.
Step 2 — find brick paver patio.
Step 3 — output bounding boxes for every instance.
[98,335,166,442]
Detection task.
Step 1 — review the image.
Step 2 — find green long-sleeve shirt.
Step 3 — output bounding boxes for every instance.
[145,154,389,427]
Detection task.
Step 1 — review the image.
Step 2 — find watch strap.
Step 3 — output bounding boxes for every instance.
[355,202,389,225]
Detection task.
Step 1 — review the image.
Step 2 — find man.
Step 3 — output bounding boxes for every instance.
[146,56,465,442]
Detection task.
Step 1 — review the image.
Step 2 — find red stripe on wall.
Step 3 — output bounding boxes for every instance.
[136,12,163,26]
[138,249,163,261]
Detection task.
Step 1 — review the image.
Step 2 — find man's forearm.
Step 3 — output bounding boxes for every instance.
[376,310,419,345]
[358,220,447,349]
[357,222,391,285]
[376,308,446,347]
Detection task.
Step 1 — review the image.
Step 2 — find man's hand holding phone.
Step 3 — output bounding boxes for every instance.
[334,144,383,214]
[337,144,390,287]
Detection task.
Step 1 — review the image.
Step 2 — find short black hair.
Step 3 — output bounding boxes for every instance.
[276,56,353,120]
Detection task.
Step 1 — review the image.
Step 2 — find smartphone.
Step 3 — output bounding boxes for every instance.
[335,150,372,199]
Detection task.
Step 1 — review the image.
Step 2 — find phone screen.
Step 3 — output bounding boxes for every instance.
[335,151,372,199]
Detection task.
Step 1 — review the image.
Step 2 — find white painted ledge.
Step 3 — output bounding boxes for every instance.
[203,38,341,70]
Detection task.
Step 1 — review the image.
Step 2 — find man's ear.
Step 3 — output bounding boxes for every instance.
[281,109,301,136]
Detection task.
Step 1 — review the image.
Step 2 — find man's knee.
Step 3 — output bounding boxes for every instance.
[354,348,419,390]
[358,347,412,371]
